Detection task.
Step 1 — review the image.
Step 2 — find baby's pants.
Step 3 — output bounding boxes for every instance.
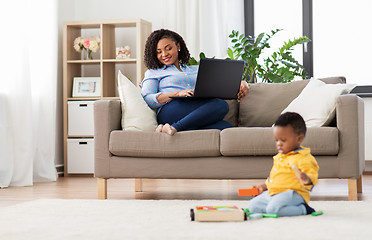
[248,190,307,217]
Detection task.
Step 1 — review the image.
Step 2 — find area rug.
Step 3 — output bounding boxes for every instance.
[1,199,371,240]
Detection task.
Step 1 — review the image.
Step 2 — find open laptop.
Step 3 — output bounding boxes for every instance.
[170,58,245,100]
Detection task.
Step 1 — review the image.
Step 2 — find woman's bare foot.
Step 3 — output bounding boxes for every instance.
[155,124,164,133]
[162,123,177,136]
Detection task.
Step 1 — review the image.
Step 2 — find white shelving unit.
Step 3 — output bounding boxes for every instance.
[63,19,152,175]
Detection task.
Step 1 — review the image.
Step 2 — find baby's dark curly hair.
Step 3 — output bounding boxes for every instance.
[144,29,190,69]
[274,112,307,136]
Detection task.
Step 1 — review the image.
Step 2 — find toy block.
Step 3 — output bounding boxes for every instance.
[190,206,246,222]
[238,188,259,196]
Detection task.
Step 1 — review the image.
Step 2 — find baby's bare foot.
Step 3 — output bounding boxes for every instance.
[155,124,164,133]
[162,123,177,136]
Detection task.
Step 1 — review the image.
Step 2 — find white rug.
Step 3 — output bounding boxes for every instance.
[1,199,371,240]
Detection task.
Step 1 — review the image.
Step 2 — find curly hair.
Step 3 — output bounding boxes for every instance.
[144,29,190,69]
[274,112,307,136]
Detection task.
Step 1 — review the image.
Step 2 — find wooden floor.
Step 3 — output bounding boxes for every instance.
[1,174,372,208]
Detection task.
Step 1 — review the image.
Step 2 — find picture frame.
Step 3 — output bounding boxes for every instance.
[72,77,101,97]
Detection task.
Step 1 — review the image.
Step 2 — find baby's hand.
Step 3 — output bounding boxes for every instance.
[292,165,311,185]
[253,184,267,195]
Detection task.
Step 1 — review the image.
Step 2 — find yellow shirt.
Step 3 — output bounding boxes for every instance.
[265,146,319,203]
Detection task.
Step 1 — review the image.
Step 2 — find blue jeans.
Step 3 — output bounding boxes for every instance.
[248,190,307,217]
[157,98,232,131]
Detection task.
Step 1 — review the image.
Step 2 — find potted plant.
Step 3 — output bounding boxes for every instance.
[227,29,310,83]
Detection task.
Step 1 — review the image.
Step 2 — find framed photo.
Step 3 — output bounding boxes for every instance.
[72,77,101,97]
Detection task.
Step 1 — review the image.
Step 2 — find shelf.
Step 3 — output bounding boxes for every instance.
[67,60,101,64]
[102,58,137,63]
[67,97,100,101]
[102,97,120,100]
[67,97,120,101]
[68,135,95,138]
[67,59,137,64]
[63,19,152,175]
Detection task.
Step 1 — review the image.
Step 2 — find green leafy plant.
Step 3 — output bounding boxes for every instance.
[188,52,215,65]
[227,29,311,83]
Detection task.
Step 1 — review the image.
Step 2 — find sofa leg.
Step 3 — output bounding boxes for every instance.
[97,178,107,199]
[357,175,363,193]
[348,175,362,201]
[135,178,143,192]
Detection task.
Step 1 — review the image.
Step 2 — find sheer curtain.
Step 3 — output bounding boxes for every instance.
[0,0,58,187]
[163,0,245,59]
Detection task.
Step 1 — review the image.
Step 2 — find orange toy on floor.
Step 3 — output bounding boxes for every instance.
[238,188,259,196]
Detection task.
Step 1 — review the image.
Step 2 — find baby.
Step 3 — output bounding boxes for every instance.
[248,112,319,216]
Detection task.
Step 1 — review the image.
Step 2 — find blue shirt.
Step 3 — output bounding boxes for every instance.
[141,64,199,110]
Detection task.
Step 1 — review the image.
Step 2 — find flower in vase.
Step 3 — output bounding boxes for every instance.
[89,40,99,52]
[73,36,101,56]
[73,37,84,53]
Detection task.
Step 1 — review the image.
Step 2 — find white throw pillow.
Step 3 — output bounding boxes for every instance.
[280,78,356,127]
[117,71,158,131]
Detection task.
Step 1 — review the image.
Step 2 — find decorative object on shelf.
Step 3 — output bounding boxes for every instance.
[72,77,101,97]
[116,46,131,59]
[73,36,101,60]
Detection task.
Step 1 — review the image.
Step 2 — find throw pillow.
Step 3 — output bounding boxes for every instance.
[117,70,158,131]
[280,78,356,127]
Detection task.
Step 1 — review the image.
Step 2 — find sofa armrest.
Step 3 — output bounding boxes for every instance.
[94,100,121,178]
[336,94,365,178]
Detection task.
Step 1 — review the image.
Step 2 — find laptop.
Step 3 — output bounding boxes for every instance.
[170,58,245,100]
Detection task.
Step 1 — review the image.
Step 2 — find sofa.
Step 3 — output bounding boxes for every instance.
[94,76,365,201]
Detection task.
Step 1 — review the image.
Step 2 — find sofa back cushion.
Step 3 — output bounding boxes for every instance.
[238,76,346,127]
[239,80,309,127]
[223,100,239,127]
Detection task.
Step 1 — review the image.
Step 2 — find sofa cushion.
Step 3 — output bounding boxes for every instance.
[280,78,355,127]
[239,80,309,127]
[109,129,221,157]
[238,76,347,127]
[220,127,339,156]
[117,70,157,131]
[223,100,239,127]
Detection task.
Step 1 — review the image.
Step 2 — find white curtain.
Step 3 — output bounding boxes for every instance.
[163,0,245,59]
[0,0,58,187]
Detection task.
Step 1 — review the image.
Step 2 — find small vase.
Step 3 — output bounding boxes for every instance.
[85,49,93,60]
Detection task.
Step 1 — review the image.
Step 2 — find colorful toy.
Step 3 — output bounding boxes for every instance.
[243,209,279,219]
[312,211,324,216]
[238,188,259,196]
[248,213,263,220]
[190,206,246,222]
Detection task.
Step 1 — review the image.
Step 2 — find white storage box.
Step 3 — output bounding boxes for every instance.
[67,138,94,174]
[68,101,95,136]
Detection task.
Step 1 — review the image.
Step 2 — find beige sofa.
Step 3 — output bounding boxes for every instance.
[94,77,365,200]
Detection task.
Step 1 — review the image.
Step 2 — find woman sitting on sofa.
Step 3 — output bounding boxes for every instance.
[141,29,249,135]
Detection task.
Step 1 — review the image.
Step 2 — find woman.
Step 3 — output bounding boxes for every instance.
[141,29,249,135]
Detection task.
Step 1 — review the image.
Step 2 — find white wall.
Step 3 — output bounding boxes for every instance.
[65,0,164,29]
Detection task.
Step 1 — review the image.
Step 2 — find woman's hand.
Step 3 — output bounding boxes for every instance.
[177,89,194,97]
[156,89,194,104]
[237,81,249,99]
